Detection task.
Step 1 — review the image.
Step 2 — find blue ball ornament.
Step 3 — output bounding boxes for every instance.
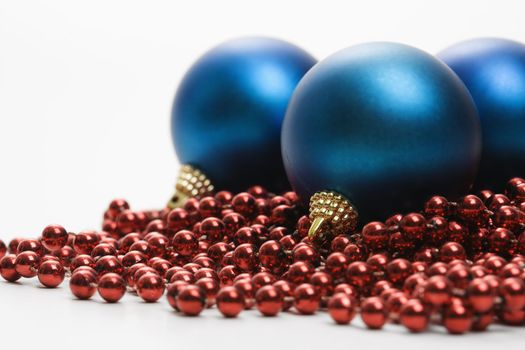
[282,42,481,229]
[438,38,525,190]
[171,37,316,196]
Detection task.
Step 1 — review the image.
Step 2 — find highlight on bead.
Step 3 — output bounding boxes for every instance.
[0,177,525,334]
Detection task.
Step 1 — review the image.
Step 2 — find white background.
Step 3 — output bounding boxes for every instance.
[0,1,524,349]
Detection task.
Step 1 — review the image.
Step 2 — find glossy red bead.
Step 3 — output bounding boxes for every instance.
[0,240,6,259]
[273,280,294,311]
[499,308,525,325]
[399,299,429,332]
[487,193,511,211]
[41,224,68,252]
[361,296,387,329]
[8,238,22,254]
[472,311,494,331]
[171,230,198,257]
[252,272,276,291]
[0,254,21,282]
[287,261,314,285]
[294,283,320,315]
[385,291,409,321]
[494,206,521,232]
[399,213,426,242]
[107,199,130,219]
[423,275,452,306]
[17,239,44,256]
[488,228,516,256]
[70,270,97,300]
[232,243,257,271]
[457,195,486,223]
[98,273,126,303]
[447,221,469,245]
[402,273,427,296]
[218,265,238,287]
[424,196,449,217]
[223,213,246,238]
[122,251,147,267]
[388,231,413,256]
[200,217,225,243]
[37,260,65,288]
[95,255,124,276]
[170,270,195,284]
[362,222,389,251]
[196,277,219,307]
[15,251,41,278]
[440,242,466,263]
[259,240,284,271]
[255,285,283,316]
[467,278,495,313]
[166,280,189,310]
[233,278,255,309]
[442,302,473,334]
[330,235,350,252]
[199,196,221,218]
[73,231,99,254]
[137,273,165,302]
[91,243,117,259]
[328,293,356,324]
[446,265,472,290]
[310,271,333,299]
[217,286,245,317]
[324,252,348,280]
[128,240,153,258]
[215,190,233,205]
[346,261,374,290]
[484,255,507,274]
[385,259,411,286]
[499,277,525,311]
[367,253,389,273]
[166,208,191,236]
[146,234,170,257]
[231,193,256,218]
[234,227,257,245]
[293,244,320,266]
[52,245,75,268]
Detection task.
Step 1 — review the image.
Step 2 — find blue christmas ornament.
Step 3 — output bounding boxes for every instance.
[281,42,481,238]
[169,37,316,207]
[438,38,525,190]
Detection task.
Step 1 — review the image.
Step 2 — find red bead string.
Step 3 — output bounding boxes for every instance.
[1,179,525,334]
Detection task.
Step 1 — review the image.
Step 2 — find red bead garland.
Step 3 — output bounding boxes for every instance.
[1,178,525,334]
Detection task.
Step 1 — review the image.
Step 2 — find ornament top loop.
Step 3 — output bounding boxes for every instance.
[167,164,214,209]
[308,191,358,240]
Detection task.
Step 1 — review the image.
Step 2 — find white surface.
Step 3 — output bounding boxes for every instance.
[3,278,524,350]
[0,1,524,349]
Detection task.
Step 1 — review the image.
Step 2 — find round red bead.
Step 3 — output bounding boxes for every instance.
[136,273,165,302]
[217,286,245,318]
[361,296,387,329]
[255,285,283,316]
[70,270,97,300]
[37,260,65,288]
[98,273,126,303]
[41,224,68,252]
[328,293,356,325]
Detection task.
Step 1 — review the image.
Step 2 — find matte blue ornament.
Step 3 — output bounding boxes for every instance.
[170,37,316,206]
[438,38,525,190]
[281,42,481,236]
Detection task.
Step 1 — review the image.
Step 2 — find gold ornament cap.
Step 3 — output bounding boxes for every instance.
[167,164,214,209]
[308,191,358,240]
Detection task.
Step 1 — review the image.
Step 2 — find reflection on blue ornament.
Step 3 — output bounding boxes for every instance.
[282,42,481,223]
[439,38,525,190]
[171,37,316,192]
